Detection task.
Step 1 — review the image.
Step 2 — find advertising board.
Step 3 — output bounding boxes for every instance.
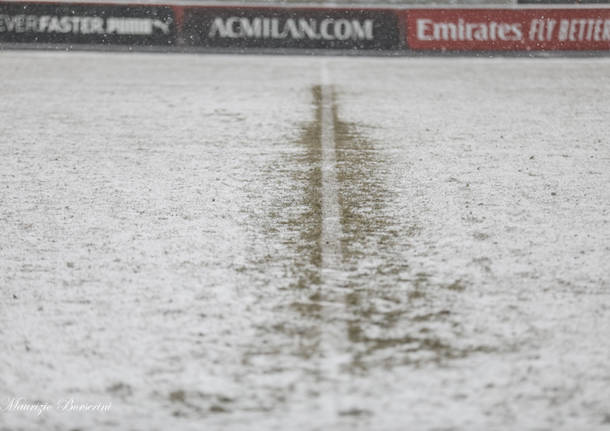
[406,8,610,51]
[181,7,401,50]
[0,2,176,45]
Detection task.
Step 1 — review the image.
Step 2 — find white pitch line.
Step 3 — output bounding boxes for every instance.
[320,63,342,278]
[318,62,343,422]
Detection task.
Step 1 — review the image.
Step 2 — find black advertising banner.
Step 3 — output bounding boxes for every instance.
[181,7,401,50]
[0,2,176,45]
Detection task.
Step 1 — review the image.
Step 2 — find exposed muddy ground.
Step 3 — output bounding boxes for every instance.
[1,52,609,431]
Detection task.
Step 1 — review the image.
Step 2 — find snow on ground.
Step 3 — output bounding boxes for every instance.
[0,51,609,431]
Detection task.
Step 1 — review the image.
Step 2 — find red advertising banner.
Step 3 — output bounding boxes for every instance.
[406,8,610,50]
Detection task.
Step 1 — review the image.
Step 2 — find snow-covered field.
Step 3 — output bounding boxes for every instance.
[1,51,609,431]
